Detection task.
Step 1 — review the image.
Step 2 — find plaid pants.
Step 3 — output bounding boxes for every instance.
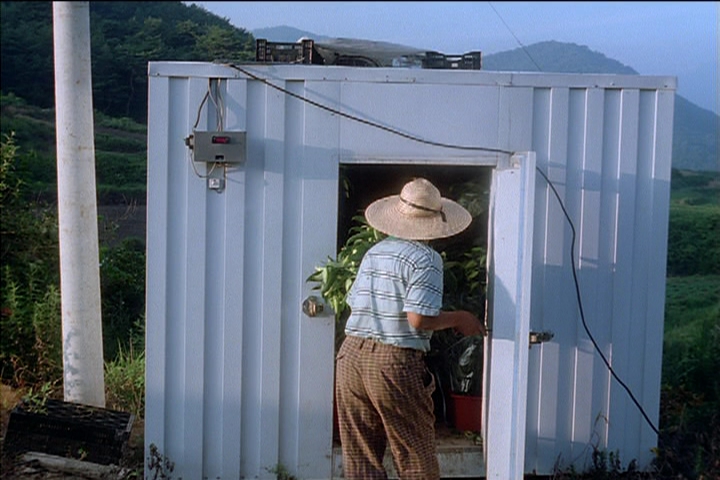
[335,335,439,480]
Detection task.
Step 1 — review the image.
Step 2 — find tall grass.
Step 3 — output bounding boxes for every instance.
[105,341,145,417]
[0,265,62,387]
[656,275,720,479]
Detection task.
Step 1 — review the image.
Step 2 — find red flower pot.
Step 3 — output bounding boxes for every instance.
[450,393,482,432]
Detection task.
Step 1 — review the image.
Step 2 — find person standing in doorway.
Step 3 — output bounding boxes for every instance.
[335,177,487,479]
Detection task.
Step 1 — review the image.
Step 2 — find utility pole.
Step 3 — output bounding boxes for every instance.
[53,1,105,407]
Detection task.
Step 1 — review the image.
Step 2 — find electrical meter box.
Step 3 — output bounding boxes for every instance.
[191,130,246,164]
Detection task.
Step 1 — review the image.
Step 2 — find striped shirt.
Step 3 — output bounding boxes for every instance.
[345,237,443,352]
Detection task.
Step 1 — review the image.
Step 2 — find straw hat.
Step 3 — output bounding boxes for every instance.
[365,178,472,240]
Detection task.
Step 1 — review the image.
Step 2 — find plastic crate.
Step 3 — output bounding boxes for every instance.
[255,38,315,64]
[4,399,134,465]
[422,51,482,70]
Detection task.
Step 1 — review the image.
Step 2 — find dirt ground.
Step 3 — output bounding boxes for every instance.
[1,384,144,479]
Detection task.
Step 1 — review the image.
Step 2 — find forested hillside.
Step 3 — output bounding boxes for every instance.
[0,1,255,123]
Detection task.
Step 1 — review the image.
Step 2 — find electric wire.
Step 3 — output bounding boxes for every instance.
[223,60,661,438]
[188,80,224,179]
[487,2,543,72]
[227,63,513,156]
[192,88,210,130]
[535,166,660,437]
[208,80,225,131]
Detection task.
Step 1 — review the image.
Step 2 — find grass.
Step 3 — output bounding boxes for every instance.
[657,274,720,479]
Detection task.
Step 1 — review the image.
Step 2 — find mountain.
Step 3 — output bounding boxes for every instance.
[482,41,718,172]
[0,5,715,173]
[254,28,718,172]
[482,40,638,75]
[253,25,333,43]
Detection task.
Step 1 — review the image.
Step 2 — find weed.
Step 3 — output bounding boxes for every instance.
[105,340,145,416]
[549,414,653,479]
[21,381,52,414]
[75,446,88,462]
[147,443,174,480]
[267,463,298,480]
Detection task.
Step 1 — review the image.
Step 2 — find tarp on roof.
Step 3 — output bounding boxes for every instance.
[312,37,426,67]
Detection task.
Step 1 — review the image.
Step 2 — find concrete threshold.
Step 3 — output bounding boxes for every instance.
[332,424,485,478]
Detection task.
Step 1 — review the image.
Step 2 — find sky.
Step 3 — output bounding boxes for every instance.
[189,1,719,115]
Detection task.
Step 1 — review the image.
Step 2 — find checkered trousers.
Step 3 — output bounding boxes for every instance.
[335,335,440,480]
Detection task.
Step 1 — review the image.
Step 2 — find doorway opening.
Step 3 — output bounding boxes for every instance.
[330,162,492,471]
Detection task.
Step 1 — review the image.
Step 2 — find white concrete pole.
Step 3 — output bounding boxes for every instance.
[53,1,105,407]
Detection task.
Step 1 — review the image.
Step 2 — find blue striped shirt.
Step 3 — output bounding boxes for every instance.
[345,237,443,352]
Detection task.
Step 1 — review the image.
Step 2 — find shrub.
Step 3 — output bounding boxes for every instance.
[0,265,62,387]
[100,238,147,361]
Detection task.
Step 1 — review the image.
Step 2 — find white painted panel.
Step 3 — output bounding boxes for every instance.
[625,89,652,464]
[531,86,579,472]
[639,89,674,461]
[239,78,268,475]
[217,78,247,477]
[293,81,341,479]
[566,86,598,462]
[607,89,640,459]
[257,77,286,473]
[622,89,672,466]
[585,87,615,468]
[337,83,502,158]
[182,77,211,479]
[144,74,169,477]
[160,76,188,473]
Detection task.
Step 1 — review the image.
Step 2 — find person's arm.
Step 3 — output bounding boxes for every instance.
[407,310,487,337]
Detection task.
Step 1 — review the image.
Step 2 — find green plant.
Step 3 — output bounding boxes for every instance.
[657,274,720,479]
[464,430,482,446]
[307,215,384,321]
[100,238,147,361]
[1,265,63,386]
[306,215,384,350]
[429,242,487,400]
[267,463,298,480]
[1,133,62,387]
[21,381,53,414]
[76,447,88,462]
[105,340,145,417]
[548,414,652,479]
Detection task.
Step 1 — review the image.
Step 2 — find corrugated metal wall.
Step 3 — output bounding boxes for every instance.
[145,63,675,478]
[523,84,674,473]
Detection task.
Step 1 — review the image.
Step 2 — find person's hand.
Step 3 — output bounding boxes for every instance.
[453,310,487,337]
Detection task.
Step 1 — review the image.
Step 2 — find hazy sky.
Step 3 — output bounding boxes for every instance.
[189,1,718,115]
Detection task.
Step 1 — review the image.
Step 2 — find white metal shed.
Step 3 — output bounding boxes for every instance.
[145,62,675,479]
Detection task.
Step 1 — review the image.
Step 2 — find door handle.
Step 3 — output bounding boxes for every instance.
[302,295,325,317]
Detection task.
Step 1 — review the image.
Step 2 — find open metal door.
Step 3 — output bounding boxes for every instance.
[483,152,536,479]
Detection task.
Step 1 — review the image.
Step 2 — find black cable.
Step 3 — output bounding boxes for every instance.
[227,63,513,156]
[487,2,543,72]
[535,166,660,437]
[224,61,661,438]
